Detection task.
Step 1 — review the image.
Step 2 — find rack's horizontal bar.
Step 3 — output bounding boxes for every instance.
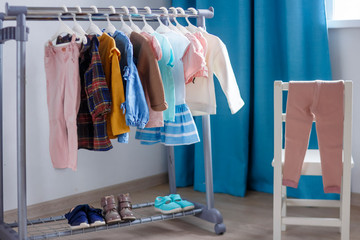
[4,5,215,21]
[4,14,167,22]
[8,201,157,228]
[8,215,64,228]
[132,201,155,209]
[28,208,202,240]
[25,7,208,17]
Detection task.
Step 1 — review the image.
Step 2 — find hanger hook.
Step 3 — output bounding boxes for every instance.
[71,6,81,22]
[142,6,151,24]
[62,5,68,14]
[119,6,126,23]
[87,13,93,24]
[188,7,198,15]
[75,5,82,13]
[127,6,135,23]
[105,14,110,23]
[59,6,68,22]
[169,7,179,24]
[57,13,62,22]
[90,5,98,14]
[176,7,186,16]
[144,6,152,15]
[156,14,164,26]
[108,6,116,14]
[71,12,76,21]
[159,7,168,15]
[129,6,138,14]
[186,7,198,26]
[169,7,178,15]
[159,7,170,23]
[121,6,130,15]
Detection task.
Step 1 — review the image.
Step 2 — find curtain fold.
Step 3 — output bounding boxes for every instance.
[172,0,337,199]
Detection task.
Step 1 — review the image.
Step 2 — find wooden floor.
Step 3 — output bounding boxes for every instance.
[9,184,360,240]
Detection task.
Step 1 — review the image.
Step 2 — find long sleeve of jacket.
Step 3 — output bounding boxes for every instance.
[213,41,245,114]
[108,47,130,138]
[130,32,168,112]
[123,43,149,129]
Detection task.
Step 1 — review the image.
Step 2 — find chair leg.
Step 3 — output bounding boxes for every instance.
[273,169,282,239]
[340,177,351,240]
[281,186,287,231]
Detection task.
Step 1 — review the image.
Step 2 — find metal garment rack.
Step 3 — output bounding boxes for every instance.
[0,4,225,240]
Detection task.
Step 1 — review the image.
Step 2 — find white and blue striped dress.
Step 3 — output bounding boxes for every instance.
[135,104,199,146]
[135,30,200,146]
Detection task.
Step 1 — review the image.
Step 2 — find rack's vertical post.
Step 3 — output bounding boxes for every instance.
[197,15,206,31]
[201,115,214,209]
[167,147,176,194]
[17,18,27,240]
[8,4,29,239]
[197,14,214,210]
[0,13,4,223]
[194,9,226,235]
[17,13,27,240]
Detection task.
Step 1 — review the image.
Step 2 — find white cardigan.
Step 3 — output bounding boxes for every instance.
[185,31,244,116]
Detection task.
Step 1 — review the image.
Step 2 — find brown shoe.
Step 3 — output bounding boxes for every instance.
[101,195,121,224]
[117,193,136,221]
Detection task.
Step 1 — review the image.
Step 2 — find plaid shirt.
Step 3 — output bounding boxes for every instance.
[77,35,113,151]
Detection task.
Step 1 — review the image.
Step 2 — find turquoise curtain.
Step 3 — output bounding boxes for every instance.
[173,0,338,199]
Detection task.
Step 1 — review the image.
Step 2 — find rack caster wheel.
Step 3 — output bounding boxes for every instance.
[214,223,226,235]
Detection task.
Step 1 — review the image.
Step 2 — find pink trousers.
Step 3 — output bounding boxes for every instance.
[283,80,344,193]
[44,37,80,171]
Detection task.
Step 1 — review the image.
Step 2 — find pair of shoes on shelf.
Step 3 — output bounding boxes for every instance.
[101,193,136,224]
[65,204,105,230]
[154,194,195,214]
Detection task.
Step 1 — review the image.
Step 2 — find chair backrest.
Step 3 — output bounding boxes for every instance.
[273,80,353,177]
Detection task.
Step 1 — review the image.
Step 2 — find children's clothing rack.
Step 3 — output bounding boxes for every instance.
[0,4,225,240]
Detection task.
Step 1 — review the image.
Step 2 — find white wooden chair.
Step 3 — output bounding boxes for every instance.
[272,80,354,240]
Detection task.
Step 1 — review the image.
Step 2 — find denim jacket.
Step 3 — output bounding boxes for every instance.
[111,31,149,142]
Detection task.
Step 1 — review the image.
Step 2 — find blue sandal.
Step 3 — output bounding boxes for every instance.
[169,194,195,211]
[154,196,182,214]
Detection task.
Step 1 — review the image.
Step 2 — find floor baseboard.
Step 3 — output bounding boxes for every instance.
[5,173,168,221]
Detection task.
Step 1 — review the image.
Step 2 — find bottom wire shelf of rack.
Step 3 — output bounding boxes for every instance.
[8,201,203,240]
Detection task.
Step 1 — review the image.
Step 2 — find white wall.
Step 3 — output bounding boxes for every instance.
[0,0,170,211]
[328,27,360,193]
